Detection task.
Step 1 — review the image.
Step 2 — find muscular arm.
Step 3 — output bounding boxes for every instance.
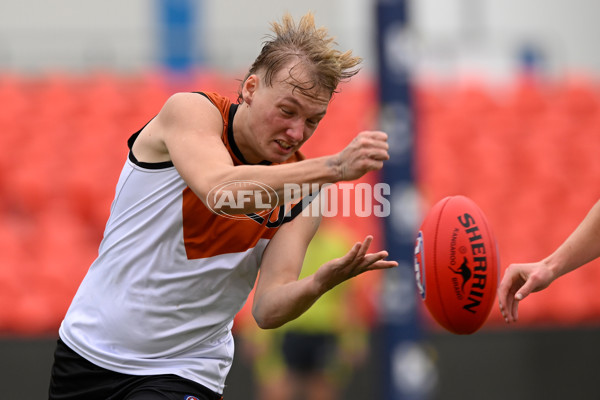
[498,199,600,322]
[252,205,397,329]
[135,93,389,215]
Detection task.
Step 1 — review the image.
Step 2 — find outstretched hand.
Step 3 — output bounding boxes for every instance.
[313,235,398,293]
[498,261,555,323]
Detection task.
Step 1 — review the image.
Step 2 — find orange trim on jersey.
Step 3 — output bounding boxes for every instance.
[182,189,280,259]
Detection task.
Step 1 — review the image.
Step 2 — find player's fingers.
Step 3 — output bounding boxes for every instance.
[501,294,513,323]
[515,276,537,301]
[360,250,388,265]
[500,282,520,323]
[497,278,512,321]
[497,282,509,308]
[370,151,390,161]
[341,242,362,263]
[369,138,390,151]
[365,250,398,266]
[367,258,398,271]
[359,130,388,141]
[498,265,526,322]
[498,297,508,322]
[511,294,520,322]
[371,131,389,142]
[349,251,397,276]
[355,132,390,155]
[355,235,373,259]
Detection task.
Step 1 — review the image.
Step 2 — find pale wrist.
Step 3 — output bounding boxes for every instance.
[542,254,566,280]
[324,154,344,182]
[308,273,329,298]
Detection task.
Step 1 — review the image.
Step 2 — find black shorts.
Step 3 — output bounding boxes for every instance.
[281,332,338,374]
[49,339,223,400]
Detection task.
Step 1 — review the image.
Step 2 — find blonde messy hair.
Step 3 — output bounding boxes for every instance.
[238,12,362,102]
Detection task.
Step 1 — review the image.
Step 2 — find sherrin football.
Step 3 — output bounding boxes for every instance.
[414,195,499,334]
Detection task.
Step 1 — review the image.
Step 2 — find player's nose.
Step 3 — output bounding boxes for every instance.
[284,120,304,142]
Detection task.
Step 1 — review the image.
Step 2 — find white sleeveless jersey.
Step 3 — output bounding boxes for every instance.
[59,92,305,393]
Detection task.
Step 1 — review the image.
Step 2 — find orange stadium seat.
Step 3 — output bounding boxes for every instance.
[126,71,171,120]
[34,73,81,121]
[553,76,600,119]
[506,77,548,117]
[0,226,27,332]
[0,74,29,124]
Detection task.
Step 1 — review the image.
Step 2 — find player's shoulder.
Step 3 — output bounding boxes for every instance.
[163,91,217,114]
[157,92,223,129]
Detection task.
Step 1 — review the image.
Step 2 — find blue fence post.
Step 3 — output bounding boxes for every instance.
[376,1,435,399]
[157,0,198,73]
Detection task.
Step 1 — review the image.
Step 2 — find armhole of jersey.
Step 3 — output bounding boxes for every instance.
[127,118,174,170]
[127,92,220,170]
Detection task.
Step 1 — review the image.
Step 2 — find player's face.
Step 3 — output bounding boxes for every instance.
[240,63,330,164]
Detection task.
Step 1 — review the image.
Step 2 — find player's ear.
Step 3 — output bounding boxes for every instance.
[242,74,259,105]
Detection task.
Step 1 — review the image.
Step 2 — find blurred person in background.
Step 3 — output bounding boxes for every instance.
[239,220,369,400]
[48,11,397,400]
[499,199,600,323]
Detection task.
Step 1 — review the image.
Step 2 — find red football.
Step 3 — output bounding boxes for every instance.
[414,195,499,334]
